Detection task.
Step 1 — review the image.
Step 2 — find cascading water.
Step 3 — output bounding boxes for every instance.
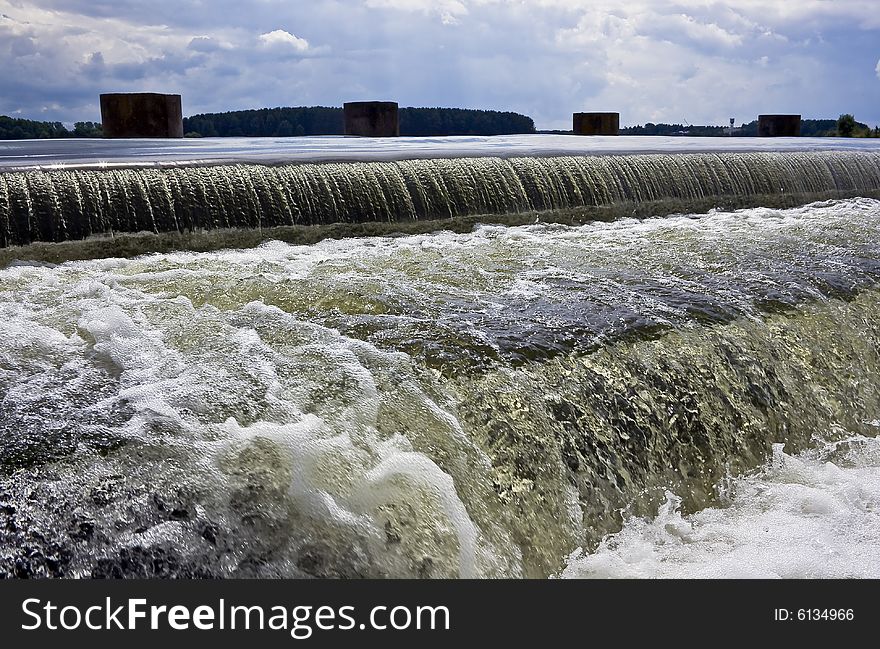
[2,194,880,578]
[2,150,880,248]
[561,435,880,579]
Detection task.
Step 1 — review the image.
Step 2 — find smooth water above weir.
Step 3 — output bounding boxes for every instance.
[4,135,880,171]
[2,150,880,249]
[2,198,880,578]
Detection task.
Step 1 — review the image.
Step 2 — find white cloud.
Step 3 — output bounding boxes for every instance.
[876,58,880,79]
[258,29,309,51]
[0,0,878,127]
[365,0,469,18]
[188,36,234,53]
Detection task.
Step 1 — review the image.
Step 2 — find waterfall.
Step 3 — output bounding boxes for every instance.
[3,198,880,577]
[2,150,880,248]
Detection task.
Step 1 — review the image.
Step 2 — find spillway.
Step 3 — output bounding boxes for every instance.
[2,136,880,579]
[2,149,880,250]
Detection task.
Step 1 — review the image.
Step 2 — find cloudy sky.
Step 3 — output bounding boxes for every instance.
[1,0,879,129]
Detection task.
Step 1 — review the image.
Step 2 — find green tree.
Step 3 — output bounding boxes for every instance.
[73,121,103,137]
[182,106,536,137]
[275,119,293,137]
[837,114,856,137]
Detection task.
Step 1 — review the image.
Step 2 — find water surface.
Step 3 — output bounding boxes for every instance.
[2,198,880,578]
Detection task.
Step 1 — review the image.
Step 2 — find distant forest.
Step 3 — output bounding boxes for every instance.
[0,116,102,139]
[0,107,535,139]
[182,106,537,137]
[3,109,878,140]
[621,118,879,137]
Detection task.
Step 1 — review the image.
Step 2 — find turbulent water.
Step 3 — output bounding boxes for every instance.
[2,197,880,578]
[561,435,880,579]
[2,150,880,247]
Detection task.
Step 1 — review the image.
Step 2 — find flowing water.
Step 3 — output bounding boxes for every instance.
[3,151,880,247]
[2,196,880,578]
[4,135,880,171]
[561,435,880,579]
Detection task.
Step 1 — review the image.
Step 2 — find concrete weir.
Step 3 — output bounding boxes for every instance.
[758,114,801,137]
[3,136,880,259]
[100,93,184,139]
[344,101,400,137]
[573,112,620,136]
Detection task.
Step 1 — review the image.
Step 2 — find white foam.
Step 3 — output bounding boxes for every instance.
[561,437,880,579]
[3,197,880,578]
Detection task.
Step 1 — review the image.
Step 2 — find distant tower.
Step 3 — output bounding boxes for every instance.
[572,112,620,136]
[344,101,399,137]
[758,114,801,137]
[728,118,735,136]
[100,93,184,138]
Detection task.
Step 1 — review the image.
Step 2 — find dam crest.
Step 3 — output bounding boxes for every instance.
[2,148,880,249]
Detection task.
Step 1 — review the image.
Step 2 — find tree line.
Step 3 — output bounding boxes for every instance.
[0,116,102,139]
[181,106,536,137]
[833,114,879,138]
[3,106,537,140]
[3,109,878,140]
[621,117,880,137]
